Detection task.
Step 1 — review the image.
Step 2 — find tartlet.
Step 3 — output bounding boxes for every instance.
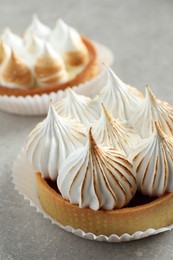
[25,66,173,237]
[36,173,173,236]
[0,16,98,97]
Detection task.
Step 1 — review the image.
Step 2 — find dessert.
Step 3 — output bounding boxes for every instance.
[0,16,98,97]
[25,104,85,181]
[54,87,99,125]
[95,66,144,121]
[92,103,141,155]
[24,66,173,237]
[130,85,173,137]
[129,123,173,196]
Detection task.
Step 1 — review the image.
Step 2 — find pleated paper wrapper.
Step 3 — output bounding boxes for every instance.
[0,42,113,116]
[11,148,173,243]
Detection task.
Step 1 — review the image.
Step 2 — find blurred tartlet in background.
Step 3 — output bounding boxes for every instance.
[0,15,113,115]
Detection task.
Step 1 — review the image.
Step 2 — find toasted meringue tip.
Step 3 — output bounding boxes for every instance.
[145,85,156,102]
[88,127,98,147]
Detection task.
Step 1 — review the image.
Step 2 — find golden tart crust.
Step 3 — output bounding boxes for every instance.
[35,172,173,236]
[0,36,98,97]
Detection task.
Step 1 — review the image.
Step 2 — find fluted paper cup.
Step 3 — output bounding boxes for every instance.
[11,148,173,242]
[0,42,112,116]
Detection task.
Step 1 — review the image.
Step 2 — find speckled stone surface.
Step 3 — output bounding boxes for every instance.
[1,0,173,259]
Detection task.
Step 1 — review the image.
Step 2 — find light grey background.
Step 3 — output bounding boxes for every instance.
[1,0,173,259]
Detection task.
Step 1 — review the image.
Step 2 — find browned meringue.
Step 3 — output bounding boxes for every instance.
[64,48,88,67]
[34,44,68,87]
[0,40,8,65]
[1,51,33,88]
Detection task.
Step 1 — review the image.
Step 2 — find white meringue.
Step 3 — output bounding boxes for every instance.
[25,104,86,181]
[34,43,68,87]
[93,104,141,155]
[24,15,51,41]
[49,19,84,53]
[1,28,23,52]
[129,123,173,196]
[54,87,99,125]
[96,66,142,121]
[130,86,173,138]
[58,128,137,210]
[49,19,88,66]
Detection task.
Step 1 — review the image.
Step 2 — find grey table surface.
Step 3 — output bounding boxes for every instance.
[1,0,173,259]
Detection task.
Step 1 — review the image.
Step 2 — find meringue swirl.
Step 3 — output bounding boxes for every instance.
[1,28,23,51]
[49,19,88,66]
[58,128,137,210]
[96,66,142,121]
[93,104,141,155]
[1,50,33,88]
[25,104,86,181]
[130,86,173,138]
[24,15,51,41]
[54,87,99,125]
[129,123,173,196]
[34,43,68,87]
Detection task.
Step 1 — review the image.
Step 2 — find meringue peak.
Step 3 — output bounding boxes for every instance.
[146,85,157,105]
[25,103,86,181]
[93,103,140,155]
[58,127,137,210]
[54,88,99,125]
[105,65,126,91]
[96,66,142,121]
[129,124,173,196]
[88,127,98,150]
[1,27,23,48]
[130,85,173,138]
[24,15,51,40]
[1,50,33,88]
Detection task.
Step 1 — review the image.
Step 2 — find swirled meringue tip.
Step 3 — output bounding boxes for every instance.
[25,103,86,181]
[96,65,142,121]
[58,127,137,211]
[34,42,68,86]
[147,86,173,136]
[49,18,88,66]
[24,14,51,40]
[92,103,141,155]
[129,120,173,197]
[1,50,34,89]
[1,27,23,49]
[145,85,157,104]
[54,87,99,125]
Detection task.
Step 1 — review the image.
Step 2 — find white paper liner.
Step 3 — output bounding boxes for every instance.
[0,42,112,116]
[11,148,173,242]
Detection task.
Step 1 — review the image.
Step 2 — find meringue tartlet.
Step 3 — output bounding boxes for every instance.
[0,16,98,97]
[25,67,173,237]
